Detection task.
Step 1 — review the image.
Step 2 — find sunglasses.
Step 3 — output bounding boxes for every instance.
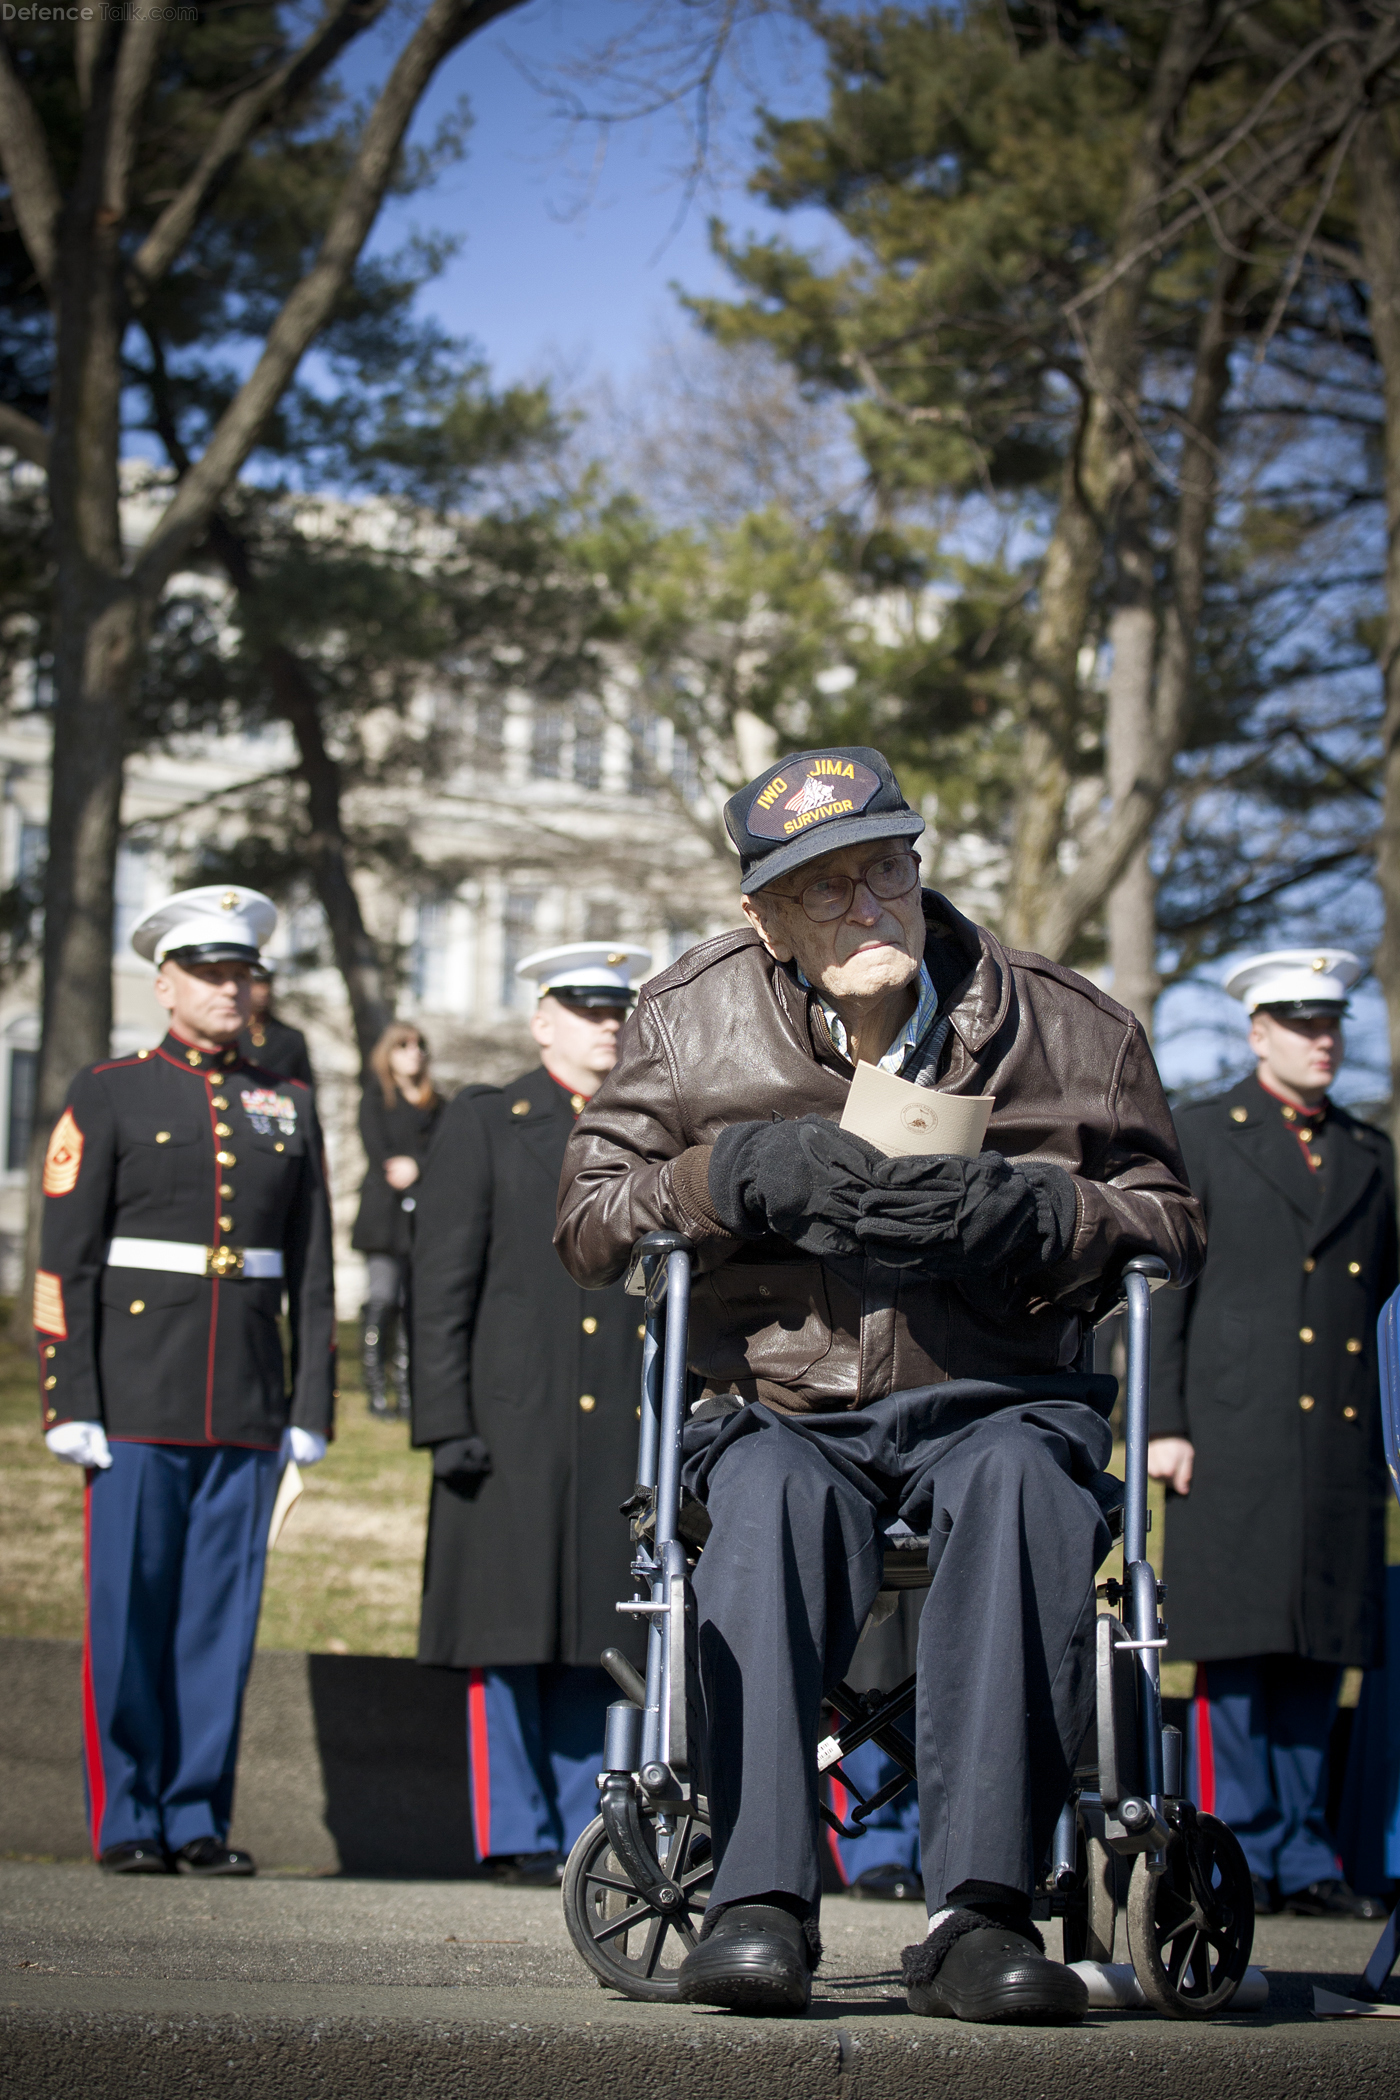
[771,849,921,924]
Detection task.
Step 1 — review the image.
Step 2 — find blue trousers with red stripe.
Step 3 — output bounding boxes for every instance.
[1189,1656,1343,1894]
[826,1738,920,1886]
[83,1441,279,1856]
[465,1665,613,1861]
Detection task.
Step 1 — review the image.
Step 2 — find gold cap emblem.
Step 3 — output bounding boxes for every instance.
[221,890,241,912]
[607,952,626,966]
[1313,956,1327,971]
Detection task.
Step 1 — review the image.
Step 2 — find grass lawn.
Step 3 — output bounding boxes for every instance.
[2,1304,1396,1677]
[0,1313,428,1656]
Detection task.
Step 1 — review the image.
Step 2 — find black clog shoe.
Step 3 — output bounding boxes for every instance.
[677,1902,813,2016]
[904,1918,1088,2025]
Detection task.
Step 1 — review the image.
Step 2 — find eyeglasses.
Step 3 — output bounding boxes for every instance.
[772,850,921,924]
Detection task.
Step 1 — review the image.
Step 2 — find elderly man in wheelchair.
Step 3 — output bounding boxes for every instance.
[555,747,1216,2026]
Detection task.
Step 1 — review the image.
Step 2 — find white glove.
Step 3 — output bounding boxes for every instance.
[45,1421,112,1469]
[280,1426,327,1467]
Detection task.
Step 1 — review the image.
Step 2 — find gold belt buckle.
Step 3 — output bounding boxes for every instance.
[206,1245,244,1278]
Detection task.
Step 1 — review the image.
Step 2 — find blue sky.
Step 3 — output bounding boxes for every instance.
[351,0,835,390]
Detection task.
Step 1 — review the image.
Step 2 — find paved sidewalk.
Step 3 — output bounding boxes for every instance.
[1,1862,1395,2098]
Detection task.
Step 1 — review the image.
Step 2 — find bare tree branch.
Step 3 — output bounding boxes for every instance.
[0,403,50,469]
[105,12,167,223]
[129,0,391,303]
[0,35,63,291]
[132,0,525,596]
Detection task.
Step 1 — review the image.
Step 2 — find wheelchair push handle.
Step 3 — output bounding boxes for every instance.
[624,1230,696,1301]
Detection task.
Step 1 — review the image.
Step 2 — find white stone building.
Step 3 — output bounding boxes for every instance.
[0,695,742,1311]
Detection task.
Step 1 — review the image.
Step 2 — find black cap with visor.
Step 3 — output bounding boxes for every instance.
[725,746,924,893]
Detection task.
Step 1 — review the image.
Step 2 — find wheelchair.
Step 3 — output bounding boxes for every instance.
[562,1232,1255,2018]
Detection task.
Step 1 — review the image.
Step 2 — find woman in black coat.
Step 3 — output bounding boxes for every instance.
[353,1023,442,1417]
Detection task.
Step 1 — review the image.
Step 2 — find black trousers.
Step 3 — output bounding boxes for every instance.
[682,1378,1113,1918]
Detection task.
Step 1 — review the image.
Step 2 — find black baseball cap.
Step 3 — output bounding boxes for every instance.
[725,746,924,894]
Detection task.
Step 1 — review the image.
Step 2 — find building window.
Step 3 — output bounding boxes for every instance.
[574,701,604,791]
[411,897,450,1007]
[628,712,659,797]
[672,732,699,803]
[6,1048,36,1172]
[531,704,566,780]
[476,697,505,757]
[16,821,46,888]
[501,890,538,1007]
[112,843,151,955]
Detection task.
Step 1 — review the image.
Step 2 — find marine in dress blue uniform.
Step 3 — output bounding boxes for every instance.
[38,887,336,1875]
[411,943,649,1883]
[1149,949,1394,1921]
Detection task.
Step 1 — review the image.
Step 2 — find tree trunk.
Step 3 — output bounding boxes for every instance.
[205,515,391,1070]
[1001,0,1219,946]
[1104,469,1160,1036]
[1351,109,1400,1153]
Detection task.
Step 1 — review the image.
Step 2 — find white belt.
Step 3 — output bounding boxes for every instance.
[105,1237,284,1280]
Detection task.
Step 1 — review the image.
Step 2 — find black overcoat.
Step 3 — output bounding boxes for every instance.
[352,1085,442,1258]
[410,1063,645,1669]
[237,1013,314,1085]
[1150,1071,1396,1667]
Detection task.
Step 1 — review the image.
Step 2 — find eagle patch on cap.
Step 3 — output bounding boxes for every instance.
[746,756,881,842]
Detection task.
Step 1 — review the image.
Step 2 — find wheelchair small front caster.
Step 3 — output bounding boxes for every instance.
[561,1799,713,2001]
[1126,1810,1254,2018]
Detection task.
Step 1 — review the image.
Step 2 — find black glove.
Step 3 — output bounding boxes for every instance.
[854,1152,1077,1276]
[432,1435,492,1487]
[708,1117,884,1257]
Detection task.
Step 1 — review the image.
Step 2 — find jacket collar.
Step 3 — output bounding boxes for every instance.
[160,1031,243,1076]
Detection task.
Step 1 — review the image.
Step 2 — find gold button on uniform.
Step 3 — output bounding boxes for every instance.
[511,1100,530,1116]
[1299,1128,1313,1143]
[212,1096,228,1110]
[45,1408,56,1422]
[217,1150,236,1166]
[44,1375,56,1390]
[215,1123,231,1137]
[1303,1258,1315,1273]
[582,1316,598,1335]
[1299,1327,1314,1343]
[1230,1107,1248,1124]
[579,1394,596,1413]
[129,1300,145,1315]
[1346,1338,1362,1354]
[1344,1406,1358,1421]
[1299,1395,1315,1411]
[637,1324,646,1338]
[274,1142,284,1153]
[1309,1152,1322,1168]
[1282,1106,1297,1122]
[220,1184,234,1199]
[219,1216,233,1232]
[43,1345,55,1359]
[1349,1261,1361,1276]
[570,1093,585,1114]
[155,1131,171,1144]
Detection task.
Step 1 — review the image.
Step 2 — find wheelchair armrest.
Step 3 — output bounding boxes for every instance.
[624,1230,697,1298]
[1119,1254,1171,1296]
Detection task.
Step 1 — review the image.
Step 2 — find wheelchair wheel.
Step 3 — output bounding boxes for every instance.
[1126,1813,1254,2018]
[561,1802,713,2002]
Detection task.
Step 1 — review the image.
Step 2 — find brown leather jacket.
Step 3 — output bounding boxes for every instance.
[556,894,1204,1413]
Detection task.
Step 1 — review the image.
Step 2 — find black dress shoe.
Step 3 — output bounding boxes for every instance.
[677,1902,813,2016]
[1251,1873,1279,1917]
[99,1841,170,1875]
[849,1863,925,1902]
[486,1851,565,1886]
[1283,1878,1388,1920]
[173,1838,256,1877]
[904,1918,1088,2025]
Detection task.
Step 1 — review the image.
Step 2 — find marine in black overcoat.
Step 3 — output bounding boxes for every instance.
[1150,1071,1396,1667]
[237,1012,313,1086]
[410,1061,645,1670]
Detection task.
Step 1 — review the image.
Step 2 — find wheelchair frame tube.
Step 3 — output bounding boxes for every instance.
[653,1250,691,1553]
[1123,1268,1166,1822]
[639,1249,692,1775]
[638,1305,662,1492]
